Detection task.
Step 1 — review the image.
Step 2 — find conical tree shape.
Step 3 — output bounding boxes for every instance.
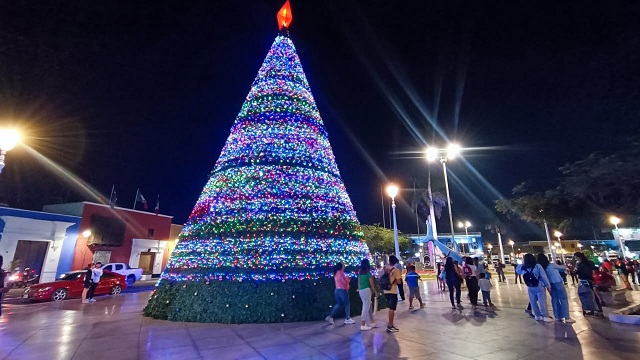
[144,33,371,323]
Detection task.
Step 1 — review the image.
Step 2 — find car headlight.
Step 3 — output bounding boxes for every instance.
[37,287,52,292]
[9,275,18,281]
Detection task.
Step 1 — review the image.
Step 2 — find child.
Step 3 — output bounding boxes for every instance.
[478,273,494,307]
[405,265,424,310]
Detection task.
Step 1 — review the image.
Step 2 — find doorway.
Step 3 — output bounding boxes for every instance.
[13,240,49,280]
[139,252,156,275]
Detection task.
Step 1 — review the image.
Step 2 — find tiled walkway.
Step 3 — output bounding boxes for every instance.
[1,280,639,360]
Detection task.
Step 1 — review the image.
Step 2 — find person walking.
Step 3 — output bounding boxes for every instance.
[567,261,579,285]
[616,259,632,290]
[405,265,424,310]
[478,273,494,308]
[437,263,446,291]
[444,257,463,309]
[512,262,523,284]
[517,253,553,322]
[575,252,604,316]
[393,261,406,301]
[496,260,506,282]
[357,259,377,331]
[463,257,480,310]
[538,254,574,323]
[382,255,402,332]
[87,262,103,302]
[326,263,355,325]
[81,263,94,304]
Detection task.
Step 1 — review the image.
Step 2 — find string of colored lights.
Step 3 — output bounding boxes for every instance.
[160,33,370,283]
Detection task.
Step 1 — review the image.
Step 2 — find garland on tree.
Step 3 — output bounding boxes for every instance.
[144,3,374,323]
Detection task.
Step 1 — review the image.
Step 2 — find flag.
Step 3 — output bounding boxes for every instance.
[109,185,117,207]
[154,195,159,215]
[134,189,148,210]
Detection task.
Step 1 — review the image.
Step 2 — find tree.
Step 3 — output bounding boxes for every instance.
[361,224,410,256]
[145,22,370,323]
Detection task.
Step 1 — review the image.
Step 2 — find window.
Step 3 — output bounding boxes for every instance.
[115,264,124,271]
[101,272,114,278]
[103,265,113,271]
[148,229,155,238]
[571,244,576,248]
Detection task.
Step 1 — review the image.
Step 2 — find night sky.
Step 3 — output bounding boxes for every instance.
[1,1,638,240]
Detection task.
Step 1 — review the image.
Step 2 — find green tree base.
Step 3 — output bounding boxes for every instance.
[144,277,387,324]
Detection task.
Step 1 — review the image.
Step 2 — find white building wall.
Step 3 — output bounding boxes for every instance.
[128,238,168,278]
[0,216,75,282]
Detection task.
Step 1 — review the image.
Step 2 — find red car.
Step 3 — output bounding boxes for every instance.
[22,270,127,302]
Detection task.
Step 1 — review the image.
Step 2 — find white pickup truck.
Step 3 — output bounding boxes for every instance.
[101,263,143,286]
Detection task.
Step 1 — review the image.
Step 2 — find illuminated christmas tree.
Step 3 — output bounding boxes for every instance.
[144,1,371,323]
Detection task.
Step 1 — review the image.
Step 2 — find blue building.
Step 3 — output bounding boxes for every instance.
[0,207,81,282]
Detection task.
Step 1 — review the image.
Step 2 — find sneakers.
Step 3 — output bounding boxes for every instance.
[420,304,425,308]
[543,317,554,322]
[524,309,534,317]
[325,316,334,325]
[535,316,542,321]
[88,299,96,303]
[408,306,415,310]
[360,325,372,331]
[344,319,355,325]
[563,318,576,323]
[386,325,399,333]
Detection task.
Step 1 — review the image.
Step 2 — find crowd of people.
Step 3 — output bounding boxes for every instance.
[324,252,638,333]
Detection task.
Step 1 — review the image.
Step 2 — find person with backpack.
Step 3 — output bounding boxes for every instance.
[517,253,553,322]
[325,263,355,325]
[381,255,402,333]
[537,253,574,323]
[463,257,480,309]
[444,257,463,309]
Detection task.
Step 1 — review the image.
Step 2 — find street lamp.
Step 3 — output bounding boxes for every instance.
[508,240,515,260]
[610,216,625,259]
[0,129,20,175]
[554,231,565,263]
[386,184,400,258]
[426,143,462,253]
[577,243,583,250]
[487,244,493,258]
[82,230,92,238]
[457,220,471,254]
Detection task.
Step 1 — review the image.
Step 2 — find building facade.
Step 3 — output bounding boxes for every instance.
[44,202,174,278]
[0,207,81,282]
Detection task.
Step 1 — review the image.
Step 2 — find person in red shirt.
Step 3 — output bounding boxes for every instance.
[601,260,613,273]
[593,268,616,306]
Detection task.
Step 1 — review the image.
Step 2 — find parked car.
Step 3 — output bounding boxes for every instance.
[101,263,144,286]
[22,270,126,302]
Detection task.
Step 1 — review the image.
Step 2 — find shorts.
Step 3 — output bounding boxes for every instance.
[409,286,421,300]
[385,293,398,311]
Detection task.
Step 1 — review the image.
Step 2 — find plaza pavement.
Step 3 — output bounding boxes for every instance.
[1,280,639,360]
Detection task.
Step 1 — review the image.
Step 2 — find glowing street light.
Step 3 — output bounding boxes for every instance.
[425,143,462,253]
[508,239,515,259]
[457,220,471,254]
[386,184,400,258]
[554,231,565,263]
[0,128,21,175]
[577,243,583,249]
[82,230,92,238]
[610,216,625,259]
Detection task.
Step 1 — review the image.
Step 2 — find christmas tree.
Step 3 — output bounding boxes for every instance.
[144,1,371,323]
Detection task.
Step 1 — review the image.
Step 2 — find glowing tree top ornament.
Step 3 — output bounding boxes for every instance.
[144,1,371,324]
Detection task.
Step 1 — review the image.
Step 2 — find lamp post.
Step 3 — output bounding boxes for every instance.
[0,129,21,175]
[426,143,461,252]
[457,220,471,254]
[386,184,400,258]
[554,231,565,263]
[508,240,515,260]
[487,244,492,258]
[610,216,624,259]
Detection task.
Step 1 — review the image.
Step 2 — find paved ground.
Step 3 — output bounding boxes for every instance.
[1,280,639,360]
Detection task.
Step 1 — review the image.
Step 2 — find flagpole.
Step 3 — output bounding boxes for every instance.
[109,185,115,205]
[133,188,138,209]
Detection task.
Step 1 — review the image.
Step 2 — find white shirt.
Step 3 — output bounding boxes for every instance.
[91,268,103,283]
[479,278,492,291]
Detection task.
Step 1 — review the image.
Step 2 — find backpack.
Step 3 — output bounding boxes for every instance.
[380,268,392,291]
[523,267,540,287]
[463,264,473,278]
